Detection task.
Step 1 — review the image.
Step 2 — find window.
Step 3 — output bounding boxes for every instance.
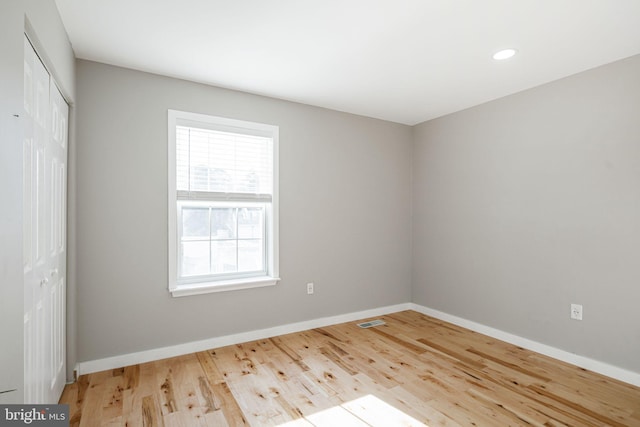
[168,110,279,296]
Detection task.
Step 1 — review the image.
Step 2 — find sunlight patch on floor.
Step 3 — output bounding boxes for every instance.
[278,394,427,426]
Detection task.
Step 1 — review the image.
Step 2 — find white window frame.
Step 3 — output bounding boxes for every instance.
[168,109,279,297]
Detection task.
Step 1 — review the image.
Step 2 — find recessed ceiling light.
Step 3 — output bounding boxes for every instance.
[493,48,517,60]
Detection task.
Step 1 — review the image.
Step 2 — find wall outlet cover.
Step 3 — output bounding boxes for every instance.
[571,304,583,320]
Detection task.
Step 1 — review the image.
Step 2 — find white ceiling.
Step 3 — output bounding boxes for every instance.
[54,0,640,125]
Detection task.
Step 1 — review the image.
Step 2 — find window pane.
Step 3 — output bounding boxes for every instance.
[179,205,265,279]
[182,207,209,239]
[238,207,263,238]
[211,240,237,273]
[238,239,263,272]
[181,241,210,276]
[211,208,236,239]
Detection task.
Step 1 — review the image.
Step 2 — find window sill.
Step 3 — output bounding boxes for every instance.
[170,276,280,297]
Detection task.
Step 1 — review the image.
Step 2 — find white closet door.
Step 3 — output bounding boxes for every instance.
[48,80,68,402]
[23,35,68,404]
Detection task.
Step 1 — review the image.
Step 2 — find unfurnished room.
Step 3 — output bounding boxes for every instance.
[1,1,640,426]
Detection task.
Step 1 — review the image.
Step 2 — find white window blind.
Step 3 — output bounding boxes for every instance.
[176,124,273,201]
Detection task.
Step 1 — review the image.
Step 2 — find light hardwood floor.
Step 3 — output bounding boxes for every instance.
[60,310,640,426]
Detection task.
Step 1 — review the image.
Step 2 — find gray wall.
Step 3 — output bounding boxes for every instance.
[75,60,413,362]
[0,0,75,401]
[412,54,640,372]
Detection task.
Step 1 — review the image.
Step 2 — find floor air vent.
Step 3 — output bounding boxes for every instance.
[357,319,386,328]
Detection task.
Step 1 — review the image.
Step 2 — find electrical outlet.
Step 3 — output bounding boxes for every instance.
[307,282,314,295]
[570,304,583,320]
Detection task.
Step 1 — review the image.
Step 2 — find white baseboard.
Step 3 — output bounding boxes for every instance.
[409,303,640,387]
[77,302,640,388]
[76,303,412,375]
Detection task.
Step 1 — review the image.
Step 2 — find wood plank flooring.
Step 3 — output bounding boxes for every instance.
[59,310,640,426]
